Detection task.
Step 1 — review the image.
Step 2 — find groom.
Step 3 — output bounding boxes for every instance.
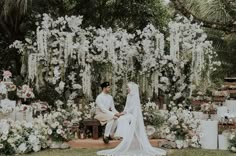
[94,82,122,144]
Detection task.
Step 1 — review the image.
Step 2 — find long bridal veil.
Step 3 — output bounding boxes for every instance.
[97,82,166,156]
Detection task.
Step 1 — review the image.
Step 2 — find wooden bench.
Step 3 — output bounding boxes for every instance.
[82,119,101,139]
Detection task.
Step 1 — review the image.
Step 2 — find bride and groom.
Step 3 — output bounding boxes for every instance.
[94,81,166,156]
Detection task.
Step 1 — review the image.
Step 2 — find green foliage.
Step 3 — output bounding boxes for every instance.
[229,134,236,153]
[0,0,33,76]
[32,0,170,32]
[170,0,236,76]
[35,86,61,107]
[68,0,170,32]
[0,140,15,155]
[170,120,188,139]
[145,110,165,128]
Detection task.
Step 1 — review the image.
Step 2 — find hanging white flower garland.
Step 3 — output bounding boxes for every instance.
[11,14,220,101]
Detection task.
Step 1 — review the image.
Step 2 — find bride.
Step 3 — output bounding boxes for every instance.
[97,82,166,156]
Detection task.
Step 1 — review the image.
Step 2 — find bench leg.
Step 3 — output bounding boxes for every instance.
[83,126,87,139]
[92,126,99,139]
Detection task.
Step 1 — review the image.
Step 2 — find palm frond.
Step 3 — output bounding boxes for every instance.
[202,0,232,23]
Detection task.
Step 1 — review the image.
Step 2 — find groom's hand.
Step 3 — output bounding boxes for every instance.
[114,113,120,118]
[113,114,119,120]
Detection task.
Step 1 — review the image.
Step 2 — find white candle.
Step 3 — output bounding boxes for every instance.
[80,132,84,139]
[79,104,83,110]
[163,104,167,110]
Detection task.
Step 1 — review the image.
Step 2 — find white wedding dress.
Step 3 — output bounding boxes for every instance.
[97,82,166,156]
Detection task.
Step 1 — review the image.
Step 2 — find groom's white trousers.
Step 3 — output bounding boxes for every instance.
[104,119,118,137]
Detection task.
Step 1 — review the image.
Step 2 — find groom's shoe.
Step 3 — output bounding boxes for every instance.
[103,136,109,144]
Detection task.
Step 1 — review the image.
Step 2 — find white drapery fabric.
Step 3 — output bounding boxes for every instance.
[97,82,166,156]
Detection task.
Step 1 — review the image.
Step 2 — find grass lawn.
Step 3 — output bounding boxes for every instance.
[20,148,235,156]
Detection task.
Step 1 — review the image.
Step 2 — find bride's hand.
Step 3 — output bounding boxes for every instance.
[119,112,125,116]
[114,113,120,117]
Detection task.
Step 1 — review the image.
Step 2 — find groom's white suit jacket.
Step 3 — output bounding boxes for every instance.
[94,92,118,125]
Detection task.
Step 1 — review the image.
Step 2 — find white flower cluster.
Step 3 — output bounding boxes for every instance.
[80,102,96,120]
[136,24,164,73]
[0,106,14,115]
[0,95,84,155]
[158,107,201,149]
[169,15,220,78]
[143,100,157,111]
[17,85,35,99]
[200,102,217,114]
[55,81,65,94]
[43,97,83,141]
[212,90,229,97]
[0,85,86,155]
[229,131,236,153]
[0,119,49,154]
[158,58,191,104]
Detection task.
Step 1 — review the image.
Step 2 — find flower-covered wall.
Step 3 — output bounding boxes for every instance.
[11,14,220,108]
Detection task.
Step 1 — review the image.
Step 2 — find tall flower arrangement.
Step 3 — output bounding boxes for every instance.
[158,57,192,106]
[168,15,221,94]
[44,97,82,142]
